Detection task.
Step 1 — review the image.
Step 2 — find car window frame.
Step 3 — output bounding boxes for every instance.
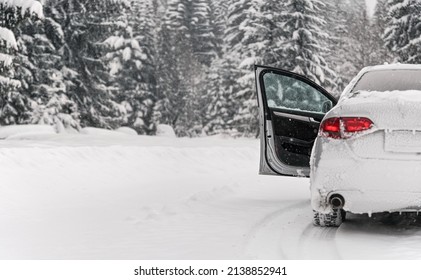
[258,67,338,121]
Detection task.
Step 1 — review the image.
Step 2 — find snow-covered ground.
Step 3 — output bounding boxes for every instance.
[1,128,421,259]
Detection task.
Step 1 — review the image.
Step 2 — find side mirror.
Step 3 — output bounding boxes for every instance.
[322,100,333,113]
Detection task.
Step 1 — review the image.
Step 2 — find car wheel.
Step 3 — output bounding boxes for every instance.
[341,209,347,221]
[313,209,344,227]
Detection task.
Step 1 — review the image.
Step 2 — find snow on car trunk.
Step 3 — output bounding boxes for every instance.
[334,90,421,160]
[337,90,421,129]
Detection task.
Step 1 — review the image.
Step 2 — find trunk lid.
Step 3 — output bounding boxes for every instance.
[334,90,421,129]
[330,90,421,159]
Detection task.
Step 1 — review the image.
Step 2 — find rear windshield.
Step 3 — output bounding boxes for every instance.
[352,70,421,92]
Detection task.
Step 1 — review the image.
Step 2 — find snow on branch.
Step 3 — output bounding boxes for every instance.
[111,0,129,5]
[0,27,17,49]
[0,53,13,66]
[0,0,44,18]
[0,74,20,88]
[103,36,125,50]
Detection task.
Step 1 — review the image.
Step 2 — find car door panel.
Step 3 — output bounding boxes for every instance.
[271,110,322,165]
[255,65,337,177]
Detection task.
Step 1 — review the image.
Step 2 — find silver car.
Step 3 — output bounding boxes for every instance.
[256,64,421,227]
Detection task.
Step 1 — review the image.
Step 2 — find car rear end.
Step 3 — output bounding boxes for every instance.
[310,65,421,215]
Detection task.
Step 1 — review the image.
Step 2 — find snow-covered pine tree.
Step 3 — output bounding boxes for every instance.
[201,0,239,136]
[348,0,377,68]
[281,0,336,88]
[15,10,80,131]
[322,0,355,94]
[374,0,390,35]
[155,23,181,132]
[103,0,157,135]
[223,0,262,136]
[209,0,228,57]
[156,0,218,136]
[155,22,206,137]
[217,0,287,136]
[202,49,237,135]
[191,0,218,66]
[48,0,128,129]
[259,0,288,67]
[165,0,217,66]
[371,0,392,64]
[384,0,421,63]
[0,0,43,125]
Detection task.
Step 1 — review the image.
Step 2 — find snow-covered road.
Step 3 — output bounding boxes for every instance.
[1,133,421,259]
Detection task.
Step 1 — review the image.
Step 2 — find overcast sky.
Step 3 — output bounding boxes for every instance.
[366,0,377,16]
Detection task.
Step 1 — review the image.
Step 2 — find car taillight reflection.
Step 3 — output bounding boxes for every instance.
[320,117,373,139]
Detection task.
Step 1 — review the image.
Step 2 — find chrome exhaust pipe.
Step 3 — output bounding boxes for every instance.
[329,194,345,209]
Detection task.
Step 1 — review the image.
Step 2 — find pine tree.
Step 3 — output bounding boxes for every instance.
[322,0,355,94]
[103,0,157,135]
[48,0,128,129]
[0,0,43,125]
[371,0,392,64]
[209,0,228,56]
[201,0,238,135]
[323,0,377,94]
[384,0,421,63]
[191,0,218,66]
[165,0,217,66]
[16,12,80,131]
[349,1,377,69]
[155,22,205,137]
[156,0,218,136]
[281,0,335,88]
[223,0,262,136]
[203,51,237,135]
[216,0,286,136]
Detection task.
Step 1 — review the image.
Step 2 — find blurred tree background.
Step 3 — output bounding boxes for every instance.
[0,0,415,137]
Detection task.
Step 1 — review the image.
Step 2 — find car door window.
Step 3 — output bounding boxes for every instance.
[263,72,331,113]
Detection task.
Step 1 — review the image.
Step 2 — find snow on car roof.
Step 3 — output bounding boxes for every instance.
[365,63,421,72]
[340,64,421,98]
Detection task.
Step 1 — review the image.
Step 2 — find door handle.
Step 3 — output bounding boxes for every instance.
[309,117,320,123]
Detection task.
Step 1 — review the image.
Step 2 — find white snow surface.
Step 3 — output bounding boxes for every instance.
[156,124,176,138]
[115,126,138,136]
[2,129,421,259]
[0,124,56,139]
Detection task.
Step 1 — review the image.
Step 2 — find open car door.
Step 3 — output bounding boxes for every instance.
[255,65,338,177]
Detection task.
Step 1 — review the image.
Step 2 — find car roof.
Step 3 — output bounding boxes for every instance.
[364,63,421,72]
[339,64,421,99]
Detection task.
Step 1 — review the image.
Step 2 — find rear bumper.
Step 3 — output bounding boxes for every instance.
[325,190,421,214]
[310,137,421,214]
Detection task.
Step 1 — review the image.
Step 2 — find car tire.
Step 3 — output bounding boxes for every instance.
[313,209,344,227]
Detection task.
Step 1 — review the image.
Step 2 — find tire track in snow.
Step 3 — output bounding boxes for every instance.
[241,200,309,259]
[297,223,341,259]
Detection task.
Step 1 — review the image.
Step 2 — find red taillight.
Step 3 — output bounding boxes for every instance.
[320,118,341,139]
[320,117,373,139]
[342,117,373,133]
